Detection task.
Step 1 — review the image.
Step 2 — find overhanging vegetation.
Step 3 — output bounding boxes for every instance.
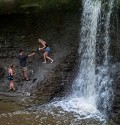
[0,0,80,13]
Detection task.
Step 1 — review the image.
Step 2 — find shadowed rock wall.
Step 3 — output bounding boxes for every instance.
[108,3,120,124]
[0,11,80,98]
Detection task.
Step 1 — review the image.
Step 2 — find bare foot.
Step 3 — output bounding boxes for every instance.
[51,60,54,63]
[43,62,46,63]
[26,79,31,81]
[13,88,16,91]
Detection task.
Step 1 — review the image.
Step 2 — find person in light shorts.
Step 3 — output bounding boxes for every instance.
[38,38,54,63]
[22,66,27,72]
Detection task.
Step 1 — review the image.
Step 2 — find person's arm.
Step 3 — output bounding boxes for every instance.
[39,44,46,50]
[28,51,35,57]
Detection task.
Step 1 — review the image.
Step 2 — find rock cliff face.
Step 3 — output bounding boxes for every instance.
[0,11,80,103]
[106,5,120,123]
[109,29,120,125]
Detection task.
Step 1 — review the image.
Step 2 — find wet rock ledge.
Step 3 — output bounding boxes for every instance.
[0,12,80,106]
[29,48,79,105]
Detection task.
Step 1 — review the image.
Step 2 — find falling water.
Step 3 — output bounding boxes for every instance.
[53,0,115,119]
[72,0,114,114]
[72,0,102,106]
[96,0,114,112]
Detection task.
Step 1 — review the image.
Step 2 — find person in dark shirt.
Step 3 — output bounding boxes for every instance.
[17,49,35,81]
[38,38,54,63]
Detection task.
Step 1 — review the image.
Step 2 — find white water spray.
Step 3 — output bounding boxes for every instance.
[53,0,114,119]
[96,0,114,111]
[75,0,101,98]
[71,0,102,112]
[72,0,114,113]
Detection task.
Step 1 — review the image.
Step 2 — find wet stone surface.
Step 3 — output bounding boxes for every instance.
[0,12,80,107]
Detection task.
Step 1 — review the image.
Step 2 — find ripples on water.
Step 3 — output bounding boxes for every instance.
[0,99,106,125]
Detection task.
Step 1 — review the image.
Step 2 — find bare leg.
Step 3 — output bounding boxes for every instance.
[46,53,54,63]
[10,81,12,90]
[23,71,29,80]
[10,80,15,90]
[11,81,15,90]
[22,71,25,79]
[46,56,54,63]
[43,52,47,63]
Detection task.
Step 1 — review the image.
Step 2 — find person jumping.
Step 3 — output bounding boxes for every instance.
[38,38,54,63]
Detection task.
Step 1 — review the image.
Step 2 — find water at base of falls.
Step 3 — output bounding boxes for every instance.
[0,100,106,125]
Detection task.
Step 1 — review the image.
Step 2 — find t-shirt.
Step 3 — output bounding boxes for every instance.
[17,54,28,67]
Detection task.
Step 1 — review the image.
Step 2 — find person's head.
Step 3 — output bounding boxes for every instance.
[38,38,42,43]
[19,49,24,54]
[10,64,14,69]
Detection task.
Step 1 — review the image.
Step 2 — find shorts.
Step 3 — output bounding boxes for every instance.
[45,47,51,53]
[22,67,27,72]
[8,76,13,81]
[7,73,13,81]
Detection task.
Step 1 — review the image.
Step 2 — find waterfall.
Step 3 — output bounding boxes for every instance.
[72,0,101,108]
[72,0,114,113]
[96,0,114,112]
[53,0,115,120]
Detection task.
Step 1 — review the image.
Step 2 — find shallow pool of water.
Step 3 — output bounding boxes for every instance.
[0,98,109,125]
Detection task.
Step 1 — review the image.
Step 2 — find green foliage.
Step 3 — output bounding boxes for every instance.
[19,0,76,13]
[19,0,69,8]
[0,0,80,13]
